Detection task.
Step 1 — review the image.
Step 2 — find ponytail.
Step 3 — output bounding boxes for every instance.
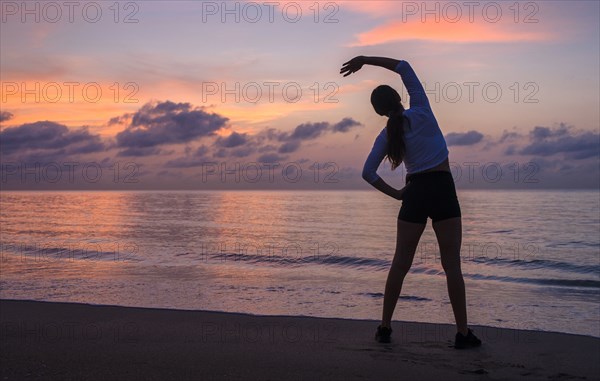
[371,84,406,171]
[385,109,406,170]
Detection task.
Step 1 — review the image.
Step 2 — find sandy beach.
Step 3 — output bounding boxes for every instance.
[0,299,598,380]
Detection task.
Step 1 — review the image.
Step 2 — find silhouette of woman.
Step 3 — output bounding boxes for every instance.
[340,56,482,349]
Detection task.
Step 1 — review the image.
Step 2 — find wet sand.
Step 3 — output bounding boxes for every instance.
[1,299,598,380]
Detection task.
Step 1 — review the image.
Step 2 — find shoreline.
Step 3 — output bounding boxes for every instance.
[1,299,599,380]
[2,298,598,340]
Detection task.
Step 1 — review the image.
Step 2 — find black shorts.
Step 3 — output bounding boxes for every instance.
[398,170,461,224]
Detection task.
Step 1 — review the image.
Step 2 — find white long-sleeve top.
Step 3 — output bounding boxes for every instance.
[362,60,449,184]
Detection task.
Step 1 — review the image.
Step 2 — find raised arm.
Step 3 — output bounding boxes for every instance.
[340,55,399,76]
[394,60,430,109]
[340,56,430,109]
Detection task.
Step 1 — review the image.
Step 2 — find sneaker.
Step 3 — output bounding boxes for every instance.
[454,328,482,349]
[375,325,392,343]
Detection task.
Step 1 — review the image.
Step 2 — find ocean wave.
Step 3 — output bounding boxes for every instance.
[463,273,600,289]
[4,246,598,289]
[211,252,391,270]
[1,244,139,262]
[468,257,599,275]
[358,292,431,301]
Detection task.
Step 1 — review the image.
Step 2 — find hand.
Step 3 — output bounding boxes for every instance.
[395,183,411,200]
[395,188,405,201]
[340,56,366,77]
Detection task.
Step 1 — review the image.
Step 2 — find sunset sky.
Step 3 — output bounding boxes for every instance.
[1,0,598,189]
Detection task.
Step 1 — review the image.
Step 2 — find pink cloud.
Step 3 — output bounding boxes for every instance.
[349,19,555,46]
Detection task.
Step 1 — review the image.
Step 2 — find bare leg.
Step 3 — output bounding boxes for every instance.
[381,219,426,328]
[432,217,468,335]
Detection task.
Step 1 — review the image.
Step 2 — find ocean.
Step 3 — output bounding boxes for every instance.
[1,190,598,337]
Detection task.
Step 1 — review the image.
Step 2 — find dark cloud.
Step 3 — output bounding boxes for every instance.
[278,140,301,154]
[331,117,362,133]
[68,140,106,154]
[0,111,14,123]
[258,128,282,141]
[482,129,521,150]
[165,156,210,168]
[289,122,329,140]
[504,145,517,155]
[117,147,162,157]
[115,101,228,152]
[0,121,105,156]
[498,130,521,143]
[1,104,363,187]
[257,153,287,163]
[519,124,599,160]
[108,114,132,126]
[157,170,183,179]
[230,146,255,158]
[267,117,363,155]
[258,144,277,153]
[288,118,362,139]
[445,130,484,146]
[194,145,210,157]
[530,124,569,141]
[213,131,256,158]
[164,145,211,168]
[187,117,362,164]
[8,150,67,165]
[214,148,228,158]
[215,131,248,148]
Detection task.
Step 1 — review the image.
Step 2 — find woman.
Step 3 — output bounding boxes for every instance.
[340,56,481,349]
